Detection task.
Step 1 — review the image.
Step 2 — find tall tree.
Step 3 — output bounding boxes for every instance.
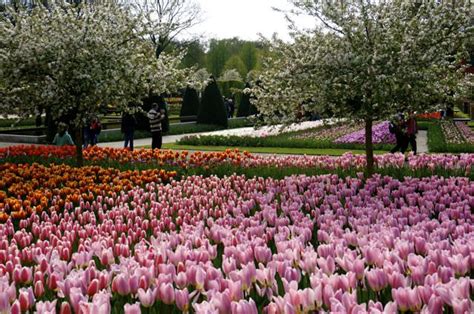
[207,39,232,77]
[0,1,188,165]
[239,42,258,73]
[179,39,207,69]
[253,0,472,176]
[127,0,202,58]
[224,55,247,78]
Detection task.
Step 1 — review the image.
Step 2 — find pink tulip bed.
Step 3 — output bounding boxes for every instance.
[455,122,474,144]
[290,123,364,141]
[0,146,473,313]
[334,121,396,145]
[0,173,473,313]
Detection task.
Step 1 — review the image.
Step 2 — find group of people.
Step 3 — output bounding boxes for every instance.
[121,102,167,151]
[389,112,418,155]
[83,116,102,147]
[52,103,166,150]
[52,116,102,147]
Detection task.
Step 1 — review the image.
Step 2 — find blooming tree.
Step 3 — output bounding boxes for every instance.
[252,0,472,175]
[0,1,188,165]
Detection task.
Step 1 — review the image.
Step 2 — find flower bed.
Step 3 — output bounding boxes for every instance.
[334,121,396,145]
[455,121,474,144]
[0,163,176,221]
[440,121,465,144]
[1,146,473,177]
[0,145,248,168]
[290,123,363,141]
[178,121,396,151]
[0,173,472,313]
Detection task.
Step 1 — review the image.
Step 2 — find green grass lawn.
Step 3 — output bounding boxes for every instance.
[160,143,387,156]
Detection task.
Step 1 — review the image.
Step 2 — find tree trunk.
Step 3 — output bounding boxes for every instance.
[75,128,83,167]
[365,118,374,177]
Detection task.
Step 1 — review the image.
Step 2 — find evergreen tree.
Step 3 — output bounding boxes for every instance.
[180,87,200,122]
[197,78,228,127]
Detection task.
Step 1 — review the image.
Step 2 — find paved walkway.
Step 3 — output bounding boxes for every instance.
[417,130,428,153]
[0,123,431,153]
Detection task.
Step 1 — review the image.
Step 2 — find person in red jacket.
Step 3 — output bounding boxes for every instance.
[406,111,418,155]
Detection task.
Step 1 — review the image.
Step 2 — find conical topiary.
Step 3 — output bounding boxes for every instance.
[180,87,200,122]
[237,82,252,117]
[197,78,228,127]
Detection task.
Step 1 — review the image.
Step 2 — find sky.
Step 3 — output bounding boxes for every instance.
[184,0,316,41]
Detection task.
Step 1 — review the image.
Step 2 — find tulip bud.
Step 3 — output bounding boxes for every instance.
[87,279,99,297]
[34,281,45,298]
[59,301,72,314]
[10,300,21,314]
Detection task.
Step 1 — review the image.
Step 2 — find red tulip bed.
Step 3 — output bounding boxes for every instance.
[0,146,473,313]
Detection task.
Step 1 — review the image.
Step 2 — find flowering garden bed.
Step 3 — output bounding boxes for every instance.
[178,122,397,151]
[428,121,474,153]
[0,146,472,313]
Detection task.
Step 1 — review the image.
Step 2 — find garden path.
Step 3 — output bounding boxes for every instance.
[0,122,431,153]
[417,130,428,153]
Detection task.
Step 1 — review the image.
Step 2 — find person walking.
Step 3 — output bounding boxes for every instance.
[121,111,137,151]
[390,114,408,154]
[406,111,418,155]
[147,103,165,149]
[52,122,74,146]
[89,116,102,146]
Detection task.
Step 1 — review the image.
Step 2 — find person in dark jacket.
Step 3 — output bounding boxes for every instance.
[390,114,408,154]
[121,112,137,151]
[147,103,165,149]
[406,111,418,155]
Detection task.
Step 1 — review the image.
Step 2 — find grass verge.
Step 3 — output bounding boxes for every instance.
[161,143,386,156]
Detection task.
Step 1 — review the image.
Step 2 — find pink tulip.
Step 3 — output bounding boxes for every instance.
[59,302,72,314]
[175,288,190,312]
[138,287,157,307]
[112,274,131,296]
[19,287,34,312]
[87,278,99,297]
[0,292,9,313]
[11,300,21,314]
[231,299,258,314]
[36,300,57,314]
[79,291,110,314]
[34,280,45,298]
[158,283,175,305]
[124,303,141,314]
[366,269,388,292]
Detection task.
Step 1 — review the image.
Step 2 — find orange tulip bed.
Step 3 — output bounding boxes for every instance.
[0,162,177,222]
[0,145,249,168]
